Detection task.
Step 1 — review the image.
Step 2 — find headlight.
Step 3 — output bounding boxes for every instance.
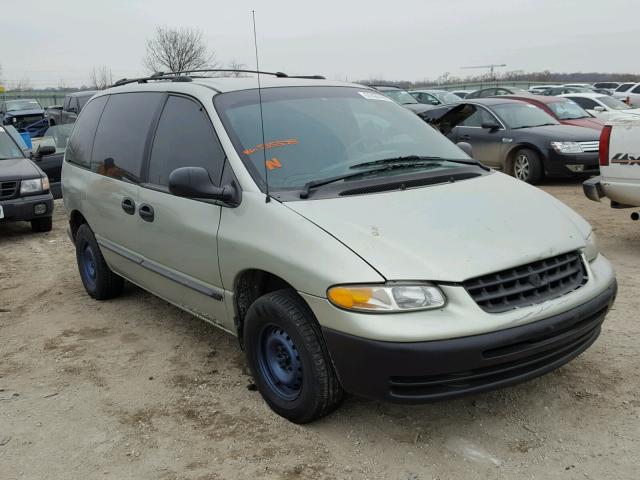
[327,283,446,313]
[583,231,599,262]
[20,178,45,195]
[550,141,584,154]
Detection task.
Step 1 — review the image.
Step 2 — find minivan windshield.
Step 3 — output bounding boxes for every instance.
[214,86,473,191]
[492,103,559,129]
[0,128,24,160]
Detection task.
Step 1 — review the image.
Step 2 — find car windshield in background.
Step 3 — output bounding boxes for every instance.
[547,101,590,120]
[599,96,631,110]
[214,86,472,192]
[492,103,559,129]
[5,99,42,111]
[0,128,24,159]
[434,91,462,104]
[380,89,419,105]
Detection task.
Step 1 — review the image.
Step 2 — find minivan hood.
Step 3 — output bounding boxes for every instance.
[0,157,40,181]
[285,172,590,282]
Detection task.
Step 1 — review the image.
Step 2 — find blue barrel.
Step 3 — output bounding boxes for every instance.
[20,132,33,149]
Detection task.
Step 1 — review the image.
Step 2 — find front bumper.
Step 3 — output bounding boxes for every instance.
[322,281,617,403]
[583,176,604,202]
[0,193,54,222]
[545,150,599,177]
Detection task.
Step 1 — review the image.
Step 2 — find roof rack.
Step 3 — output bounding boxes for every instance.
[112,69,325,87]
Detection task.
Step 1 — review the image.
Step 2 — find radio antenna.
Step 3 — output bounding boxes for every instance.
[252,10,270,203]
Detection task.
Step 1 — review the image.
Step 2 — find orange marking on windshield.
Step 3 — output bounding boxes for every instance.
[265,158,282,170]
[243,139,298,155]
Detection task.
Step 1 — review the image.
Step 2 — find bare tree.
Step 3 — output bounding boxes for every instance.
[9,77,31,92]
[89,66,113,89]
[227,59,248,77]
[144,26,218,74]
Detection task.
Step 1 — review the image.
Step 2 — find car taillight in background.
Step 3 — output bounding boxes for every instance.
[599,125,612,167]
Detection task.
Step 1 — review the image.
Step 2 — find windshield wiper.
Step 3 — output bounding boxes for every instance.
[350,155,488,171]
[299,163,440,199]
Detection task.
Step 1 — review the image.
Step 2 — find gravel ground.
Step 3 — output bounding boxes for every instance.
[1,182,638,480]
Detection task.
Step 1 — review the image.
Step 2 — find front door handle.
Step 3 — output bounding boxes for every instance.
[139,203,155,222]
[121,197,135,215]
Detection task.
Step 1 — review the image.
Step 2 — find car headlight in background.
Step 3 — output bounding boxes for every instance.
[327,283,446,313]
[550,141,584,154]
[583,231,599,262]
[20,176,49,195]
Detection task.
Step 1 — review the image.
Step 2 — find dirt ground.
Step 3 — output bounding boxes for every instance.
[1,182,638,480]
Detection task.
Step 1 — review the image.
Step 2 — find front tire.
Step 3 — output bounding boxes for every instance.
[244,289,343,423]
[512,148,544,184]
[75,224,124,300]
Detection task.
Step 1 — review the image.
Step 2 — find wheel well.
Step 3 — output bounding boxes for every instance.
[505,144,545,175]
[233,269,295,348]
[69,210,87,241]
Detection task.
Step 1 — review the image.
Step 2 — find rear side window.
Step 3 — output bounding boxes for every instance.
[147,95,226,187]
[91,92,163,183]
[65,95,108,168]
[567,97,598,110]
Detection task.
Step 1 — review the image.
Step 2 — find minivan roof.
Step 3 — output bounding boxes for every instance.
[104,76,364,95]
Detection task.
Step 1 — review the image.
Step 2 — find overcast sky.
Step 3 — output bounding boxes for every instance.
[2,0,638,87]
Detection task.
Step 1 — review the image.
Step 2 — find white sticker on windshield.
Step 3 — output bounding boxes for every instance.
[359,91,394,102]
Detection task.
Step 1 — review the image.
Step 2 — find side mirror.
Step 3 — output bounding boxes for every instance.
[35,144,56,159]
[456,141,473,157]
[593,106,606,112]
[481,122,500,131]
[169,166,236,203]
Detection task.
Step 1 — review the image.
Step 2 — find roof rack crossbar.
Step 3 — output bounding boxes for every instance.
[112,69,325,87]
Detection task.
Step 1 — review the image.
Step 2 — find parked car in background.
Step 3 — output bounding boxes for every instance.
[612,83,637,103]
[451,90,475,98]
[410,89,462,105]
[528,85,557,94]
[0,125,54,231]
[502,95,605,130]
[610,83,640,107]
[583,117,640,214]
[560,93,640,120]
[592,82,620,95]
[46,90,97,125]
[465,87,531,99]
[368,85,431,113]
[542,86,591,96]
[30,124,73,199]
[420,98,601,183]
[0,99,49,138]
[62,75,616,423]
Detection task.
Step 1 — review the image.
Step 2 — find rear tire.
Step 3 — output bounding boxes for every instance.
[31,217,52,232]
[75,224,124,300]
[512,148,544,184]
[243,289,344,424]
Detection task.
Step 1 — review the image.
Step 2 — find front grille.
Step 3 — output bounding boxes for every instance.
[0,180,18,199]
[14,115,45,130]
[578,141,599,153]
[389,304,606,399]
[463,252,587,313]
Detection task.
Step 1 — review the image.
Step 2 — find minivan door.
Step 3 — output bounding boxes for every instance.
[136,94,229,329]
[82,92,165,282]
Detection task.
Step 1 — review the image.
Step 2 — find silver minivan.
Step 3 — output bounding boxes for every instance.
[63,74,617,423]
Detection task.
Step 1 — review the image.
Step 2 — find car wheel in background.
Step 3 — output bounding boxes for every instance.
[31,217,52,232]
[513,148,544,184]
[243,289,344,424]
[74,224,124,300]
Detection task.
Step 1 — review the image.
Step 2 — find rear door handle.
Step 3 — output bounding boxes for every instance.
[139,203,155,222]
[459,134,471,141]
[121,197,135,215]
